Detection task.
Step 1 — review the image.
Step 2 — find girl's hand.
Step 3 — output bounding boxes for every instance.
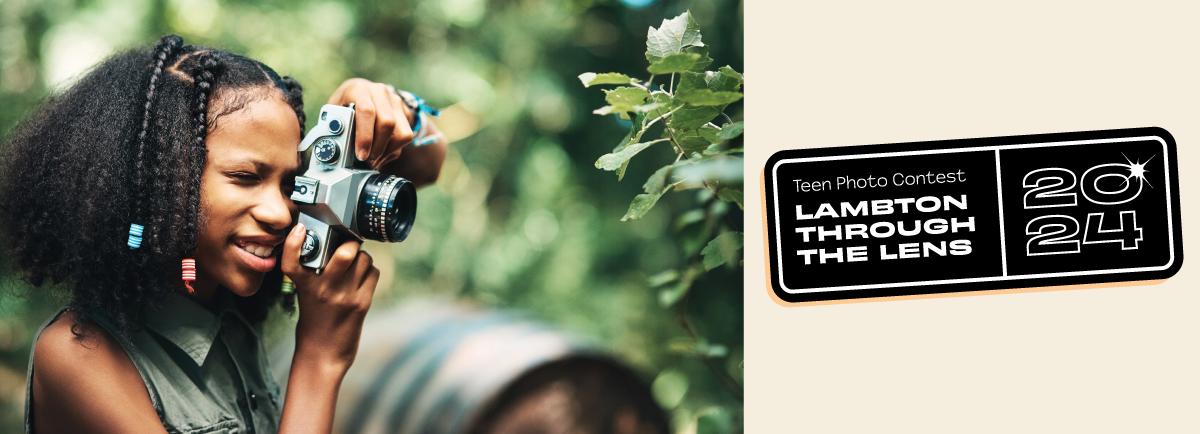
[327,78,414,170]
[327,78,446,187]
[280,222,379,371]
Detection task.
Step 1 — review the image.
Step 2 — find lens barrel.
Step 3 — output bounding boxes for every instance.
[357,174,416,243]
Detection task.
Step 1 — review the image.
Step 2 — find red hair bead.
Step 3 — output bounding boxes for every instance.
[182,258,196,294]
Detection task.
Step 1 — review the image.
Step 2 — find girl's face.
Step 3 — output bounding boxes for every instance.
[194,92,301,298]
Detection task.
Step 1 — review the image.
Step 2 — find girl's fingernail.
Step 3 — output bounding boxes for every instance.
[293,223,305,235]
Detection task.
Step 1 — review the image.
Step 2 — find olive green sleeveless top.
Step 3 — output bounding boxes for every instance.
[24,291,284,434]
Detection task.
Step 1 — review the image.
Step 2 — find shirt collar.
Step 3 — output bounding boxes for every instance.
[144,290,250,366]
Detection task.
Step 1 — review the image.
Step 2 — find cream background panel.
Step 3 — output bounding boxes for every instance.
[746,1,1199,432]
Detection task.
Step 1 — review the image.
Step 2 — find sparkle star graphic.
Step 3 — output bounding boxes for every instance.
[1120,152,1154,190]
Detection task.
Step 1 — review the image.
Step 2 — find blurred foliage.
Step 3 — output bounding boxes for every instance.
[0,0,743,432]
[580,7,744,417]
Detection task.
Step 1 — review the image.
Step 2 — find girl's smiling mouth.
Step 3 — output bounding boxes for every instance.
[232,238,283,272]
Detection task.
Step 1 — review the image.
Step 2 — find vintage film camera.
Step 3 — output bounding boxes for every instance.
[292,104,417,271]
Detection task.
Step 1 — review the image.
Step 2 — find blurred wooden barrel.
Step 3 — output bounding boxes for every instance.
[270,302,668,434]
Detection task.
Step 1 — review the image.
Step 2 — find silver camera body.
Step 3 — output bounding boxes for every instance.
[292,104,417,271]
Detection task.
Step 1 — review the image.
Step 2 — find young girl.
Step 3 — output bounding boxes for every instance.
[0,34,447,433]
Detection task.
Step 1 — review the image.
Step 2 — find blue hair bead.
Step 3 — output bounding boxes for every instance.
[128,224,144,249]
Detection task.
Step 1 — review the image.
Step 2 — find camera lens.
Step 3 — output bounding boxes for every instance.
[356,174,416,243]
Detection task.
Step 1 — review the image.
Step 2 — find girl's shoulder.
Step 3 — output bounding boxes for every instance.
[29,310,165,433]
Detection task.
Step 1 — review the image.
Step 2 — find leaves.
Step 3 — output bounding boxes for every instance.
[599,86,650,114]
[717,187,743,210]
[644,163,675,194]
[646,11,703,62]
[707,66,743,92]
[717,121,743,139]
[674,157,744,187]
[647,52,701,75]
[685,45,714,72]
[702,231,744,271]
[673,125,722,155]
[595,139,664,171]
[668,105,723,130]
[622,180,682,221]
[578,72,632,88]
[676,71,710,94]
[665,72,728,129]
[675,89,743,106]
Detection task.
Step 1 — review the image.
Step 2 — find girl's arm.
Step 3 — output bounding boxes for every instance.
[279,224,380,434]
[30,311,169,434]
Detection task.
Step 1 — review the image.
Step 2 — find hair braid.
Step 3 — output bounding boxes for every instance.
[135,35,183,223]
[185,52,220,258]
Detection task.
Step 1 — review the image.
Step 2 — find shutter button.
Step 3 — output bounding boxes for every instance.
[250,393,258,410]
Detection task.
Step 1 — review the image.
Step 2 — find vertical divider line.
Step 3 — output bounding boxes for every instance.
[995,149,1008,276]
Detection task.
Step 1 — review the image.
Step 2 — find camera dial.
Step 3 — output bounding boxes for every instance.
[314,138,340,164]
[300,230,320,262]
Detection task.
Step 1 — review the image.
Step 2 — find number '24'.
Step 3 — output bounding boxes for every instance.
[1022,165,1145,256]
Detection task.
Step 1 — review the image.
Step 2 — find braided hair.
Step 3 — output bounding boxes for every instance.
[0,35,305,337]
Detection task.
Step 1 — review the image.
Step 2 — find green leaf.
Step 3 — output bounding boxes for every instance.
[647,52,701,74]
[633,102,662,113]
[621,180,681,221]
[668,105,722,130]
[644,163,675,194]
[596,139,661,171]
[616,160,630,181]
[702,231,744,271]
[675,71,710,94]
[602,87,650,113]
[622,193,662,221]
[717,121,743,139]
[674,157,744,187]
[646,11,703,61]
[674,125,721,155]
[609,133,635,181]
[685,45,713,72]
[717,187,743,210]
[578,72,632,88]
[675,89,743,106]
[707,65,744,92]
[629,110,648,140]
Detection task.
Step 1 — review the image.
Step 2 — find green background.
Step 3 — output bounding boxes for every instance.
[0,0,743,431]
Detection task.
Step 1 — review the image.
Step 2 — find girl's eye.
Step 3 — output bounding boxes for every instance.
[230,172,260,181]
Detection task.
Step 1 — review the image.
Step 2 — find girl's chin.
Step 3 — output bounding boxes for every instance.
[219,272,267,298]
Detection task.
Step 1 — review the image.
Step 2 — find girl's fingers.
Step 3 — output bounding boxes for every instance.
[368,85,397,164]
[323,240,362,282]
[350,250,375,288]
[351,89,377,162]
[377,147,405,170]
[280,223,307,277]
[359,266,381,296]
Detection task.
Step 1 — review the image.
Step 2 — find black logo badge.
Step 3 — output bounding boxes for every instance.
[763,127,1182,304]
